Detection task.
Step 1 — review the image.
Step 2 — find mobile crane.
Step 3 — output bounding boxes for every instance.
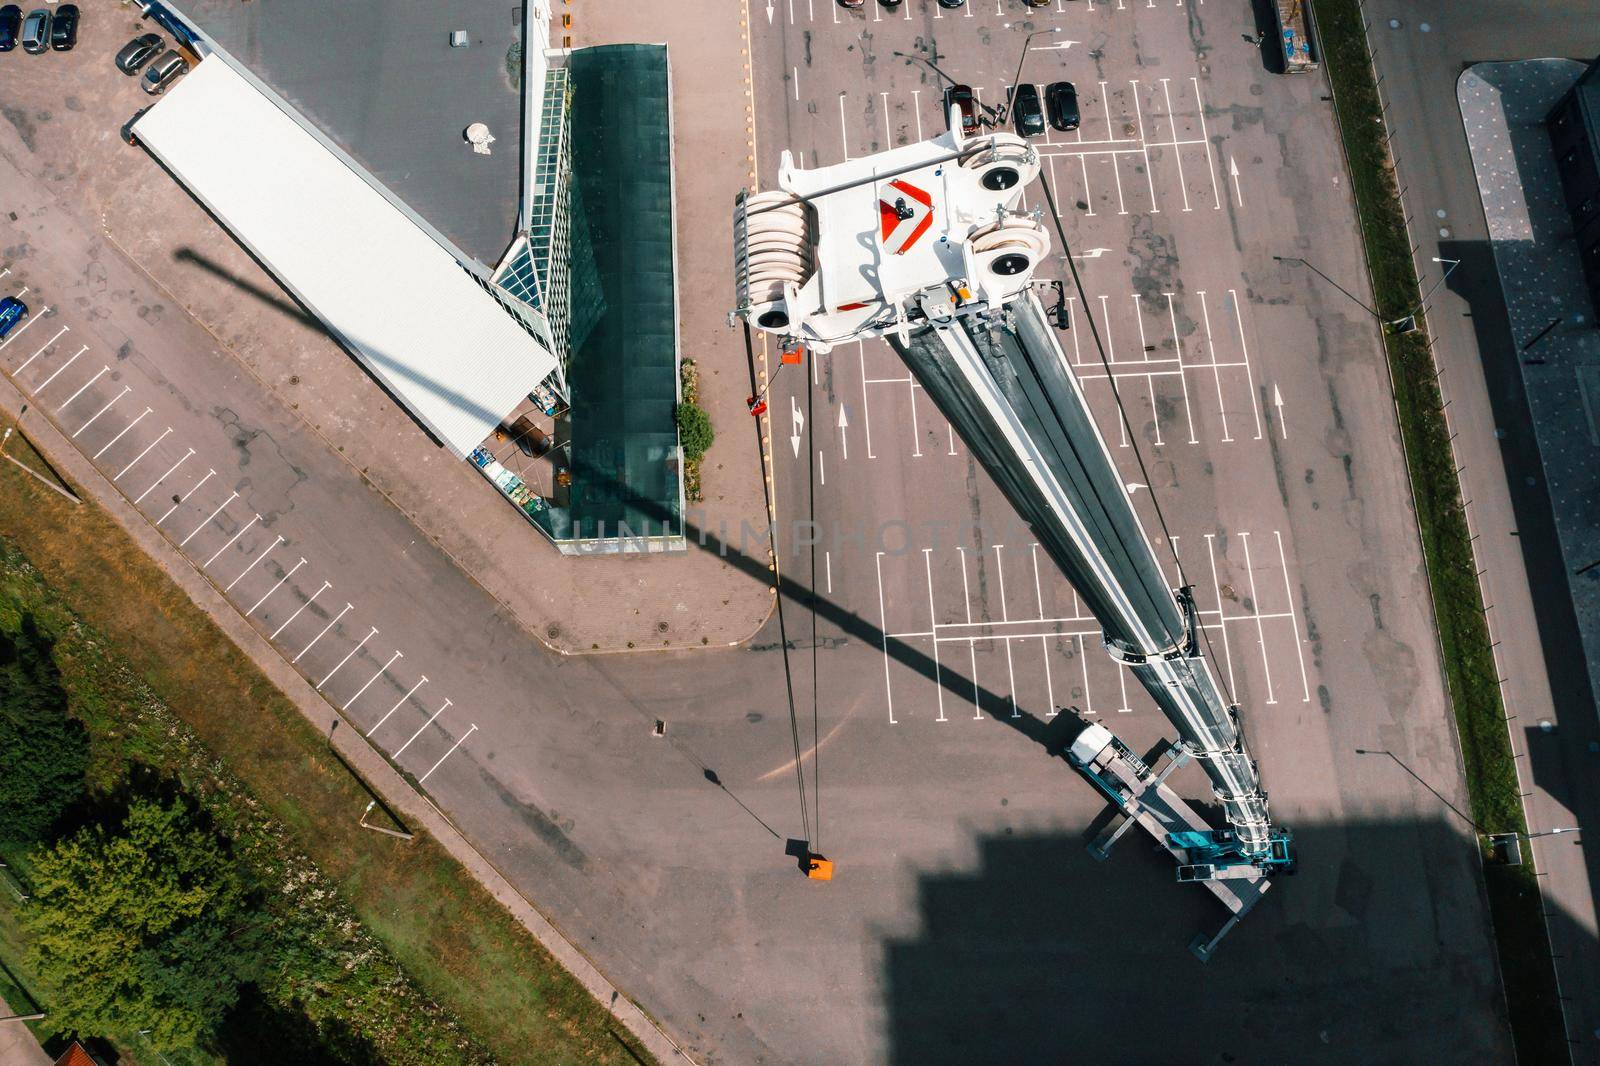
[732,116,1294,957]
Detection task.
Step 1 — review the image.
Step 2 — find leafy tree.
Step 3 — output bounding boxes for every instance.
[675,401,715,463]
[22,796,263,1050]
[0,616,88,844]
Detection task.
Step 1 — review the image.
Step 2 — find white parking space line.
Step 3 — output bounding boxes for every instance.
[838,92,850,161]
[5,318,59,363]
[1276,530,1313,703]
[419,723,478,783]
[295,603,353,663]
[71,385,130,438]
[134,447,193,503]
[875,551,895,725]
[54,365,109,413]
[1158,78,1192,212]
[203,513,260,567]
[1227,289,1265,440]
[393,697,453,758]
[318,626,376,688]
[180,490,238,547]
[158,467,214,523]
[246,556,306,615]
[1195,291,1232,442]
[1203,532,1239,697]
[367,675,428,737]
[1130,80,1160,212]
[271,579,331,641]
[922,548,947,722]
[1238,532,1276,704]
[32,342,84,392]
[1191,75,1223,211]
[94,408,153,461]
[113,427,171,481]
[225,533,283,592]
[1165,294,1199,443]
[346,650,403,708]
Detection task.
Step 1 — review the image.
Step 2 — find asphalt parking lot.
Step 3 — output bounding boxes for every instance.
[0,0,1525,1061]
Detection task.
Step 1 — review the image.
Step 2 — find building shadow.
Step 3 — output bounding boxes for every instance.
[878,813,1571,1064]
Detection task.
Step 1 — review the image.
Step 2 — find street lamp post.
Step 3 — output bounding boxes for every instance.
[1389,256,1461,331]
[998,27,1062,123]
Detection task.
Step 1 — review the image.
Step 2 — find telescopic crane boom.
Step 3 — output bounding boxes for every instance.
[732,123,1293,954]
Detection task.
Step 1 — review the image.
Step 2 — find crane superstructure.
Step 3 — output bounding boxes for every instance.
[732,121,1293,955]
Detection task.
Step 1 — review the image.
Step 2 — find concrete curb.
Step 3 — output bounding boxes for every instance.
[0,379,695,1065]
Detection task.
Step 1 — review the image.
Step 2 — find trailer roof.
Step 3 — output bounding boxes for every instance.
[134,56,557,458]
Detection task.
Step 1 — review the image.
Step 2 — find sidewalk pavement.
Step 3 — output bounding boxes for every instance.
[0,379,694,1065]
[0,0,772,655]
[0,995,49,1066]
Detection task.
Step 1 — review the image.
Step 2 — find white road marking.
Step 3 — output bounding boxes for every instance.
[992,543,1009,621]
[1159,78,1192,212]
[5,318,59,362]
[1228,288,1265,439]
[54,365,108,413]
[419,723,478,784]
[1195,291,1232,442]
[1165,293,1199,443]
[818,449,825,485]
[793,65,799,100]
[247,556,306,615]
[393,697,453,758]
[911,89,924,141]
[790,393,804,457]
[180,490,237,547]
[824,550,832,594]
[294,602,353,663]
[1130,80,1161,213]
[317,625,376,687]
[838,91,850,161]
[1229,155,1244,207]
[270,579,331,640]
[1078,634,1095,715]
[1132,295,1164,445]
[875,551,895,724]
[837,404,849,459]
[202,513,259,566]
[95,408,153,461]
[857,343,876,458]
[957,546,973,623]
[1204,532,1239,697]
[1238,531,1276,703]
[112,427,171,481]
[1276,530,1312,703]
[133,445,191,502]
[923,547,947,722]
[157,467,213,523]
[1273,382,1287,439]
[368,675,429,737]
[32,341,84,392]
[224,533,283,592]
[346,650,403,708]
[1191,77,1223,210]
[71,385,130,438]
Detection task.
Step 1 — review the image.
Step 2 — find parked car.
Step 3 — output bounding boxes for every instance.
[49,3,77,50]
[19,7,48,53]
[878,0,902,6]
[1010,82,1045,138]
[835,0,864,7]
[1046,80,1080,131]
[943,83,978,135]
[0,6,22,52]
[140,49,188,95]
[0,297,29,342]
[936,0,965,7]
[115,32,163,74]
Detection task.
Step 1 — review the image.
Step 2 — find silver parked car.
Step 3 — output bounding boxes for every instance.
[140,49,188,95]
[19,7,48,53]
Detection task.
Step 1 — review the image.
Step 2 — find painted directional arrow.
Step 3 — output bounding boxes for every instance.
[766,0,775,23]
[790,395,805,458]
[838,405,850,460]
[1273,383,1287,440]
[1229,156,1244,207]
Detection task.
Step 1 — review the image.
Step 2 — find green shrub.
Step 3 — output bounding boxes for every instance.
[0,616,87,845]
[676,401,715,463]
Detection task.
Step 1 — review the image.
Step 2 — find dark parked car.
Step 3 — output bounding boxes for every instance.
[878,0,902,6]
[49,3,76,50]
[116,32,163,74]
[0,6,22,51]
[19,7,48,53]
[936,0,965,7]
[140,49,188,95]
[835,0,864,7]
[1010,83,1045,138]
[1046,80,1080,131]
[943,83,978,135]
[0,297,29,342]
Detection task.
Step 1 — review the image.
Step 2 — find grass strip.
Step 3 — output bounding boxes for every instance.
[0,442,657,1065]
[1311,1,1567,1059]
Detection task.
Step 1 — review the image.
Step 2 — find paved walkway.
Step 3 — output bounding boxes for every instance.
[1459,61,1600,728]
[0,993,49,1066]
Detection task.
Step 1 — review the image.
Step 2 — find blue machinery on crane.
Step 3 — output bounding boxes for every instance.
[732,120,1294,957]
